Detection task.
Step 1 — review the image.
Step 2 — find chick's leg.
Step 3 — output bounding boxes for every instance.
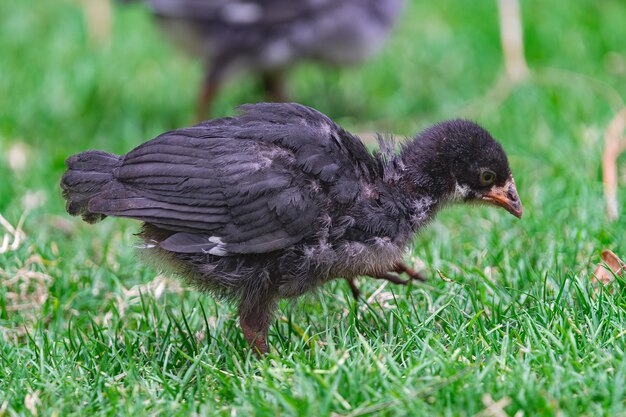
[239,300,275,356]
[262,70,288,103]
[195,69,219,122]
[345,278,361,299]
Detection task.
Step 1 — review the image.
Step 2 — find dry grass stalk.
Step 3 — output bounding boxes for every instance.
[98,275,185,326]
[0,255,52,342]
[603,109,626,221]
[7,142,29,173]
[497,0,529,83]
[82,0,112,46]
[122,274,185,302]
[591,249,625,286]
[24,391,41,417]
[0,213,26,254]
[474,394,513,417]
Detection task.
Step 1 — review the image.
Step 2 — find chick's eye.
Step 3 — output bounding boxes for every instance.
[479,170,496,186]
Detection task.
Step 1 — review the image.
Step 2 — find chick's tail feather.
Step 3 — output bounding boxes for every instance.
[61,150,121,224]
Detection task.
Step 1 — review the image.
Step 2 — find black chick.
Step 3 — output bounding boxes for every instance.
[61,103,522,355]
[137,0,404,118]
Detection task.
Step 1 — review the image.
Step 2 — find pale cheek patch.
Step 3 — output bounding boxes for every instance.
[451,183,471,202]
[410,196,436,226]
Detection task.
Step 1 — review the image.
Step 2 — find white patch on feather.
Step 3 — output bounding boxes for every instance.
[135,242,156,249]
[318,122,332,137]
[306,179,322,193]
[206,236,228,256]
[220,3,262,24]
[361,182,379,199]
[410,196,436,227]
[451,183,471,202]
[259,147,295,169]
[330,237,405,278]
[207,247,228,256]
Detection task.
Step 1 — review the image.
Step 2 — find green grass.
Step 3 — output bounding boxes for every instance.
[1,0,626,415]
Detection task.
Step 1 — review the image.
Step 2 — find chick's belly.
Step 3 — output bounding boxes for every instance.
[275,238,405,298]
[330,238,405,279]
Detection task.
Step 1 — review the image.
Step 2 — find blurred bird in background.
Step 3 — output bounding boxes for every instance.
[125,0,405,118]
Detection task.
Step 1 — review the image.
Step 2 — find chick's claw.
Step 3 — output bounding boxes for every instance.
[346,263,428,300]
[394,262,428,282]
[375,272,411,285]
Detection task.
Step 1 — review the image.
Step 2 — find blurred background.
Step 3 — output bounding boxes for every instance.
[3,0,625,244]
[1,0,626,415]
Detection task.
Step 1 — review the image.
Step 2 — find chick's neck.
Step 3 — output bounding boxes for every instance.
[390,141,460,230]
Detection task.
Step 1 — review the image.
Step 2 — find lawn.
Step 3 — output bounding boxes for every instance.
[1,0,626,415]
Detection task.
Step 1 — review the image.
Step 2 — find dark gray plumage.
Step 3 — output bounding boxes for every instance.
[61,103,523,354]
[133,0,405,117]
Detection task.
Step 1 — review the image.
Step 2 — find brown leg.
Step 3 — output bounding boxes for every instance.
[262,71,288,102]
[346,278,361,299]
[239,301,274,356]
[195,71,219,122]
[393,262,428,282]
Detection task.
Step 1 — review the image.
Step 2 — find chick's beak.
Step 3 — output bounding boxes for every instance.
[482,178,523,218]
